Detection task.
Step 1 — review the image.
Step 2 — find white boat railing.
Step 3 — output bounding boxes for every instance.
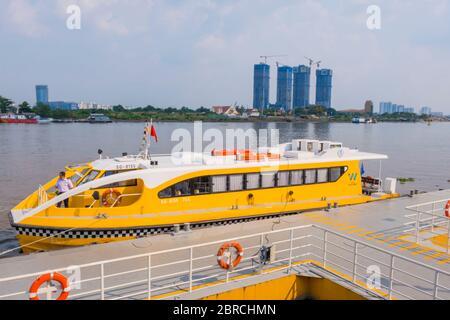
[1,224,450,301]
[404,198,450,253]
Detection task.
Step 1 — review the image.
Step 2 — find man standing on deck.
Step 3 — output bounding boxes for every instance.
[55,172,73,208]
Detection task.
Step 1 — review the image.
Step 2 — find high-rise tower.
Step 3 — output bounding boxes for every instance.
[293,65,311,108]
[253,63,270,111]
[35,85,49,105]
[315,69,333,108]
[276,65,293,111]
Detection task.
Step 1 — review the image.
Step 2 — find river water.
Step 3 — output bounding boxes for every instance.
[0,121,449,256]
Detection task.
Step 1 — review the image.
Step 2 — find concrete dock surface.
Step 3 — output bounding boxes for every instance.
[1,189,450,300]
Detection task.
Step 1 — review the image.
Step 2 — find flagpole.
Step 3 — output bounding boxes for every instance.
[149,118,153,160]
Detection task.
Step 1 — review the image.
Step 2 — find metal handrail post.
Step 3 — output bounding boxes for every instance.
[323,230,328,268]
[288,229,294,272]
[388,256,394,300]
[100,264,105,300]
[431,202,435,232]
[189,248,193,292]
[415,208,421,243]
[352,241,358,282]
[433,271,439,300]
[147,255,152,299]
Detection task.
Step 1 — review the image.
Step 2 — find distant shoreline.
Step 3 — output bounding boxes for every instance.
[49,118,449,124]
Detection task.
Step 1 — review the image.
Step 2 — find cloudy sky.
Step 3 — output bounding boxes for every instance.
[1,0,449,112]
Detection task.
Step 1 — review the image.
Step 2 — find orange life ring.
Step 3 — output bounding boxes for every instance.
[102,189,122,207]
[217,241,244,270]
[445,201,450,218]
[29,272,70,300]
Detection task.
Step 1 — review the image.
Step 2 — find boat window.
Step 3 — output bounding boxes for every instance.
[261,172,276,188]
[317,169,328,183]
[290,170,304,185]
[277,171,290,187]
[81,170,101,184]
[246,173,260,190]
[304,170,317,184]
[329,167,348,182]
[104,171,120,177]
[100,179,138,189]
[329,167,342,182]
[229,174,244,191]
[174,181,190,197]
[212,176,227,193]
[159,187,172,198]
[70,168,89,185]
[191,177,212,195]
[158,166,350,199]
[103,169,138,178]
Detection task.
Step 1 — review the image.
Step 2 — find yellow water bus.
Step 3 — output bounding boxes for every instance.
[9,138,399,253]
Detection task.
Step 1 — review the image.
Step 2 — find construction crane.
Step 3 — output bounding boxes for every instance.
[304,56,322,69]
[276,61,291,69]
[260,55,287,64]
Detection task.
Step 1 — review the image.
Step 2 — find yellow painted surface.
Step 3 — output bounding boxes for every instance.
[12,160,400,252]
[146,260,387,301]
[201,275,366,300]
[430,234,450,250]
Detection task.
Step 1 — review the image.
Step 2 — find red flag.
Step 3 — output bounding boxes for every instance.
[150,125,158,143]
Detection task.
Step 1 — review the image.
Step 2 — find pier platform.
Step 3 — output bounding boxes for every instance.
[1,189,450,300]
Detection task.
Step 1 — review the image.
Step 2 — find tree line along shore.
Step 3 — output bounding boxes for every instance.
[0,95,445,123]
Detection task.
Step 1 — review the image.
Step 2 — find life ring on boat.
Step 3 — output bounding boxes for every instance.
[29,272,70,300]
[445,201,450,218]
[217,242,244,270]
[102,189,122,207]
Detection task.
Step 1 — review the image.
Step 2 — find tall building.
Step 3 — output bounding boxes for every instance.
[276,65,293,112]
[379,102,392,114]
[292,65,311,109]
[49,101,79,110]
[315,69,333,108]
[364,100,374,114]
[420,106,432,115]
[253,63,270,111]
[35,85,49,105]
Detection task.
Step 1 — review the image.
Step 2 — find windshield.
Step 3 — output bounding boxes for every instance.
[81,170,101,184]
[70,168,90,185]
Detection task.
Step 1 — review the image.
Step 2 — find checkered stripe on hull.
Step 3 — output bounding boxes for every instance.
[15,226,174,239]
[14,211,299,239]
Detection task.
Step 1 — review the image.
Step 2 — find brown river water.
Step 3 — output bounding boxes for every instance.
[0,121,449,257]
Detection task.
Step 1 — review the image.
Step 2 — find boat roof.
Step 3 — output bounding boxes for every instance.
[89,138,387,172]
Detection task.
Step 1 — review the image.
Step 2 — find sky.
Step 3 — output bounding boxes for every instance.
[0,0,450,112]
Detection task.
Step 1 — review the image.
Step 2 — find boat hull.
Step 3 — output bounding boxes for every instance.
[12,193,398,253]
[0,119,38,124]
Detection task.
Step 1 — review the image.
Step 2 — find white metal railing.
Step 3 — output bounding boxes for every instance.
[404,198,450,253]
[1,224,450,301]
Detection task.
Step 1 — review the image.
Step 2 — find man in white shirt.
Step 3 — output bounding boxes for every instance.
[55,172,74,208]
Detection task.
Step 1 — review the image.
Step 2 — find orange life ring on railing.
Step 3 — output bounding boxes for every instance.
[445,201,450,218]
[102,189,122,207]
[29,272,70,300]
[217,241,244,270]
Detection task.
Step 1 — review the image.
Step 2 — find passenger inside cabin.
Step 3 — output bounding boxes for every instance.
[55,172,73,208]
